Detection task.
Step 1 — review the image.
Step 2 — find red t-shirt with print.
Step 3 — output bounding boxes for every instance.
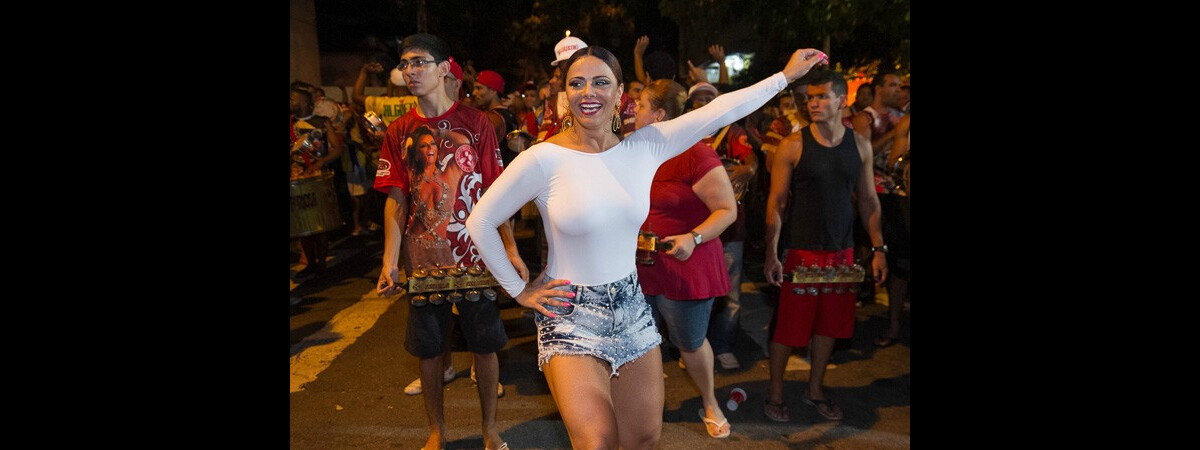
[374,102,503,270]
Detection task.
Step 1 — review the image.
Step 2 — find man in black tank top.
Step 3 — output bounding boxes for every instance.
[761,70,887,423]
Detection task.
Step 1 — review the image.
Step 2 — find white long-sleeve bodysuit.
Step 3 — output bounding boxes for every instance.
[466,72,788,297]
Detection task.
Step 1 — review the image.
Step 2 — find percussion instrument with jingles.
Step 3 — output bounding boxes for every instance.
[787,259,867,296]
[406,263,502,307]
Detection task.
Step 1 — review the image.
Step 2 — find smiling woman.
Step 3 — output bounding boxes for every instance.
[467,44,827,449]
[559,48,624,135]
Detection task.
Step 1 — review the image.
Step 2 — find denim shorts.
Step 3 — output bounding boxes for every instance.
[644,294,714,352]
[535,271,662,377]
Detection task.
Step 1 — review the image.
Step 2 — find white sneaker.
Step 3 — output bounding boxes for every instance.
[715,352,741,370]
[470,366,506,398]
[404,365,457,395]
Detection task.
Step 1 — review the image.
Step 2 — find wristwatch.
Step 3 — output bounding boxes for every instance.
[690,230,703,245]
[871,244,889,254]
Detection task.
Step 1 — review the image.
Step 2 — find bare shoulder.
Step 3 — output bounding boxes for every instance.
[780,129,804,147]
[852,129,872,160]
[779,128,805,154]
[851,127,871,145]
[544,131,572,147]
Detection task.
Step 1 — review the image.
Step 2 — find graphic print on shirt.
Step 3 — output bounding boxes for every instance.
[403,122,484,268]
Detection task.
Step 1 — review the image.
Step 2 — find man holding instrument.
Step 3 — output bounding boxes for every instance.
[373,33,525,450]
[763,69,886,423]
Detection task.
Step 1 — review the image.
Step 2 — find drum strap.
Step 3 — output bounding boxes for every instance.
[711,125,731,156]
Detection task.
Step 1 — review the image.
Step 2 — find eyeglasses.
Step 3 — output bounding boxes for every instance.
[397,58,439,71]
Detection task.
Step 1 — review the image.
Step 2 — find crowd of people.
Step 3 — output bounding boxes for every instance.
[291,30,910,449]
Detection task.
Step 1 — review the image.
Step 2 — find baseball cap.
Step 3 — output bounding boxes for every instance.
[551,36,587,66]
[688,82,719,99]
[447,56,463,80]
[476,70,504,93]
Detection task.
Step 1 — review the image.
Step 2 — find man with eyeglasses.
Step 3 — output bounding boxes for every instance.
[372,33,525,450]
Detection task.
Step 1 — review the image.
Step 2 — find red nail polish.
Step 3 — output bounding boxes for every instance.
[569,292,576,298]
[563,302,573,307]
[548,312,556,318]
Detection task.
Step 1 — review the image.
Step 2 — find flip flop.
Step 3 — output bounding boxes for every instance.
[764,400,790,423]
[804,395,844,420]
[698,409,731,438]
[874,335,900,348]
[485,443,508,450]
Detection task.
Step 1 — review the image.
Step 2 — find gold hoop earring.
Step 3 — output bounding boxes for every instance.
[561,113,574,130]
[611,108,622,134]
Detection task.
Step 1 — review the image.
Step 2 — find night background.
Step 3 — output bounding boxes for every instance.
[305,0,909,89]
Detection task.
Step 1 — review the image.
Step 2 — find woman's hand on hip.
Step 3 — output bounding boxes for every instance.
[516,278,575,318]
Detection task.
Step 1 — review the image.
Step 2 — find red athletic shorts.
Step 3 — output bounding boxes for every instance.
[770,248,857,347]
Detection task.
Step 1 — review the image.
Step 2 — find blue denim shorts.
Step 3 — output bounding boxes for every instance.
[535,271,663,377]
[644,294,714,352]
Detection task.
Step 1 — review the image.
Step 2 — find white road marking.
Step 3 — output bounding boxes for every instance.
[290,291,399,393]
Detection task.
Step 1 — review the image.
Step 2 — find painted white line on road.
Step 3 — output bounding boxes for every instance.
[290,291,399,393]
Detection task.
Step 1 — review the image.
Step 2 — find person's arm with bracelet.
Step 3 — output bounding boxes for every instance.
[853,132,888,285]
[660,165,738,261]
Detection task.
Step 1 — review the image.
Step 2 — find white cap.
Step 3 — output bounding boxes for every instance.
[390,67,406,86]
[551,36,588,66]
[688,82,719,99]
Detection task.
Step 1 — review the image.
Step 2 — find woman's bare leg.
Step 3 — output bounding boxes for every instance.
[609,347,664,449]
[543,355,621,450]
[679,340,728,434]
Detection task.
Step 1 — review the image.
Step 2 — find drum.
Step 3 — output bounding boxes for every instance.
[290,171,344,238]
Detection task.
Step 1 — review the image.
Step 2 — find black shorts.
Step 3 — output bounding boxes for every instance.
[404,298,508,359]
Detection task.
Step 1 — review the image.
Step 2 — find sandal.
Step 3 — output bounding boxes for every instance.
[697,409,731,438]
[763,400,790,423]
[804,395,844,420]
[874,335,900,348]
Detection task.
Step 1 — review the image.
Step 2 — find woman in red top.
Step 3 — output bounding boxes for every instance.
[632,79,738,439]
